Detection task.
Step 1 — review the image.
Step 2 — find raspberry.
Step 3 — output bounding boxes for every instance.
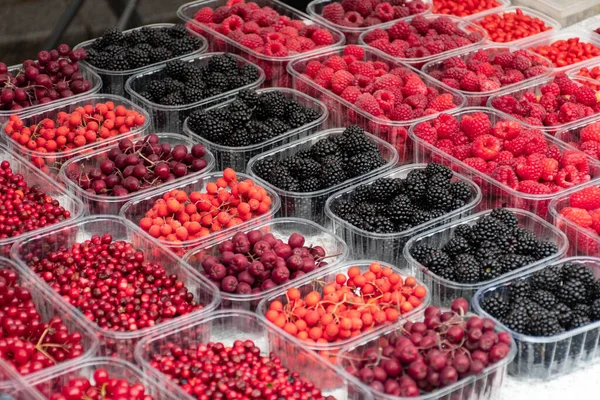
[503,135,530,157]
[349,61,376,78]
[492,120,521,140]
[539,94,558,113]
[373,73,402,90]
[322,3,345,23]
[354,74,374,93]
[491,95,517,114]
[491,165,519,190]
[402,74,428,96]
[324,55,348,72]
[528,103,547,121]
[297,37,316,51]
[389,103,413,121]
[194,7,215,23]
[580,122,600,142]
[355,1,373,17]
[305,61,323,78]
[239,33,264,49]
[312,29,335,45]
[331,70,354,94]
[242,21,260,33]
[555,165,587,188]
[374,89,395,111]
[410,14,430,34]
[541,83,560,97]
[340,85,361,103]
[404,94,428,109]
[573,86,598,107]
[515,154,543,181]
[221,15,244,35]
[579,140,600,158]
[389,20,412,40]
[496,151,515,165]
[525,66,548,78]
[341,0,358,11]
[263,41,288,56]
[427,93,456,112]
[560,102,588,123]
[509,55,532,72]
[460,71,480,92]
[519,180,551,194]
[559,207,593,228]
[480,78,502,92]
[460,112,491,140]
[452,144,472,160]
[492,52,514,68]
[364,28,389,43]
[441,78,459,89]
[499,70,525,85]
[342,11,364,26]
[413,122,437,144]
[523,133,548,156]
[473,62,496,76]
[442,56,467,70]
[472,134,501,161]
[375,3,395,21]
[570,187,600,210]
[464,157,487,172]
[355,93,384,116]
[343,45,365,59]
[431,16,457,35]
[540,158,559,181]
[561,150,590,175]
[424,40,446,55]
[285,38,301,53]
[443,67,468,81]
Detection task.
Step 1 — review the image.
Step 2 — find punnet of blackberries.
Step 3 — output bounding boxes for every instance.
[331,163,475,234]
[85,25,204,71]
[410,208,560,284]
[252,125,387,193]
[134,54,261,106]
[187,89,323,147]
[480,261,600,336]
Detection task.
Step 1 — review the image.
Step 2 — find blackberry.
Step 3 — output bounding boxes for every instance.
[572,304,591,318]
[425,163,453,179]
[503,307,531,334]
[332,199,354,218]
[365,215,395,233]
[473,241,503,263]
[453,254,480,283]
[569,314,591,329]
[304,107,322,122]
[468,216,502,243]
[238,89,260,107]
[438,266,456,281]
[149,47,170,63]
[480,258,503,281]
[126,29,147,46]
[515,231,538,256]
[289,111,308,128]
[183,87,204,103]
[104,45,126,56]
[285,100,305,116]
[240,64,260,80]
[289,158,321,179]
[194,115,230,141]
[269,167,299,191]
[496,235,518,255]
[149,31,173,48]
[265,118,290,136]
[426,186,453,210]
[556,280,589,306]
[311,139,340,161]
[169,24,189,39]
[409,244,437,264]
[161,92,186,105]
[509,280,531,302]
[247,121,274,144]
[173,36,201,56]
[108,54,129,71]
[387,195,414,223]
[346,213,369,230]
[534,241,558,259]
[102,27,125,45]
[209,54,238,73]
[530,265,562,292]
[449,181,472,202]
[449,199,466,211]
[320,163,347,188]
[480,293,510,319]
[229,110,253,129]
[163,77,184,93]
[561,262,596,290]
[86,49,110,69]
[356,202,377,217]
[454,224,471,238]
[591,299,600,321]
[490,208,519,227]
[430,209,446,219]
[404,170,427,202]
[208,73,229,91]
[371,178,402,200]
[529,311,563,336]
[253,157,277,180]
[341,133,379,154]
[227,75,247,91]
[442,236,471,257]
[259,92,287,119]
[223,129,251,146]
[411,210,432,226]
[555,303,573,328]
[530,290,557,310]
[348,152,385,178]
[498,254,534,273]
[428,173,452,189]
[421,250,451,274]
[299,177,322,192]
[147,81,166,100]
[343,125,364,136]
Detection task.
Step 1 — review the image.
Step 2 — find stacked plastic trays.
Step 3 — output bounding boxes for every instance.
[177,0,346,87]
[59,132,215,215]
[74,23,208,97]
[0,94,151,179]
[10,215,221,360]
[404,208,568,306]
[246,128,398,225]
[325,164,481,267]
[125,52,265,132]
[473,257,600,379]
[183,88,329,171]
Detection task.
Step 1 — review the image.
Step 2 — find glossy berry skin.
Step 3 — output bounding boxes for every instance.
[433,0,501,17]
[529,37,600,68]
[476,8,553,43]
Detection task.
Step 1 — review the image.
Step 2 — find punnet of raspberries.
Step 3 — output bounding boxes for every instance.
[433,0,502,17]
[413,112,593,195]
[252,125,387,192]
[190,0,338,57]
[480,260,600,335]
[361,15,484,59]
[331,163,476,234]
[559,121,600,160]
[410,208,559,284]
[558,186,600,239]
[299,45,460,121]
[319,0,429,28]
[85,25,204,71]
[425,48,550,94]
[187,89,322,147]
[490,74,600,128]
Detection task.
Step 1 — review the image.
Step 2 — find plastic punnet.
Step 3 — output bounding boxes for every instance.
[336,308,517,400]
[29,357,180,400]
[0,359,45,400]
[74,23,208,97]
[10,215,220,361]
[0,64,102,124]
[473,256,600,379]
[256,260,431,362]
[0,257,98,392]
[183,217,349,311]
[288,45,466,163]
[246,128,398,226]
[134,310,372,400]
[0,143,84,257]
[421,45,553,107]
[120,171,281,257]
[306,0,433,44]
[177,0,346,87]
[59,132,215,216]
[511,0,600,27]
[358,14,488,69]
[0,94,151,179]
[409,106,600,220]
[325,164,482,267]
[404,208,568,307]
[446,0,511,20]
[125,52,265,132]
[183,88,328,171]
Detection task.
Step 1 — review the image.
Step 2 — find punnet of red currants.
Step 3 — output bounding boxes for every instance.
[0,45,92,112]
[0,267,86,376]
[65,134,210,197]
[148,339,336,400]
[344,298,513,397]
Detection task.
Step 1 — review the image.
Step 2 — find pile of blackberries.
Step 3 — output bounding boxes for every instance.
[187,89,322,147]
[481,261,600,335]
[410,208,559,284]
[135,54,260,106]
[331,163,474,234]
[85,25,204,71]
[252,125,387,193]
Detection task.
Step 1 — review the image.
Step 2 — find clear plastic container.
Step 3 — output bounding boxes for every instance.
[473,256,600,379]
[183,217,349,311]
[554,118,600,160]
[470,6,561,46]
[134,310,373,400]
[325,164,482,268]
[516,27,600,75]
[357,14,488,69]
[421,45,553,107]
[0,359,45,400]
[0,257,99,392]
[256,260,431,363]
[74,23,208,97]
[183,88,328,171]
[288,45,466,163]
[336,308,517,400]
[409,106,600,220]
[0,94,151,179]
[10,215,221,361]
[177,0,346,87]
[0,143,85,258]
[0,63,102,124]
[59,132,215,216]
[29,357,180,400]
[404,208,569,307]
[120,171,281,257]
[125,52,265,132]
[246,128,398,226]
[440,0,511,20]
[306,0,433,44]
[512,0,600,27]
[566,58,600,88]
